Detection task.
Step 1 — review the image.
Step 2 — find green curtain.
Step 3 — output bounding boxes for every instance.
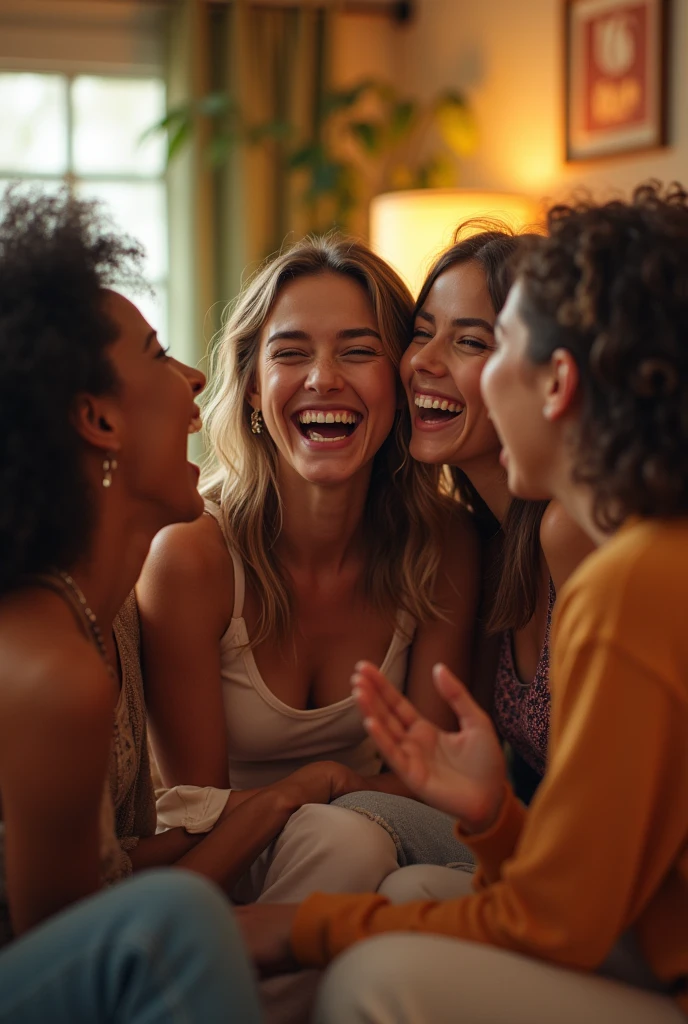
[164,0,331,371]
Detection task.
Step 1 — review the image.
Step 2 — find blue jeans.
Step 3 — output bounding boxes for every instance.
[0,869,262,1023]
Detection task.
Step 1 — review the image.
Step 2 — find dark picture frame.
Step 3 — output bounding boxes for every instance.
[564,0,669,161]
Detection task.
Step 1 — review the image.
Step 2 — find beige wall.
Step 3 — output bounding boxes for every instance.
[398,0,688,204]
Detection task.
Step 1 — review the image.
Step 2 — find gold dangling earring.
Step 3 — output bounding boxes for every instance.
[102,454,118,488]
[250,409,263,435]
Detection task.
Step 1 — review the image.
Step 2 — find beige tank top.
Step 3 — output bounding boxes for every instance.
[205,502,416,790]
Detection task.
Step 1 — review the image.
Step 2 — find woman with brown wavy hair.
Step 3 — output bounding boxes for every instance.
[405,226,593,800]
[136,236,477,1000]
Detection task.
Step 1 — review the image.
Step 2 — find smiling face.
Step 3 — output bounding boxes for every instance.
[481,279,575,501]
[249,271,397,487]
[101,290,206,525]
[400,260,502,469]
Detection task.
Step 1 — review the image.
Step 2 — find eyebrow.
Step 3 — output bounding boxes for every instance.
[267,326,382,344]
[143,330,157,351]
[416,310,494,334]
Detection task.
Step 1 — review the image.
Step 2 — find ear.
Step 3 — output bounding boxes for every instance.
[247,376,261,411]
[70,394,123,454]
[542,348,579,422]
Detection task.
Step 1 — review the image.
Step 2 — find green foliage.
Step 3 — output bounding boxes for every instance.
[146,78,477,231]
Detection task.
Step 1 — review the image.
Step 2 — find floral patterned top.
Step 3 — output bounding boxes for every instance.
[493,578,555,777]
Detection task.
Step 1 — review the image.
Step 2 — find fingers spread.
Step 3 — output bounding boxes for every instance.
[353,677,406,742]
[433,663,482,725]
[353,661,420,729]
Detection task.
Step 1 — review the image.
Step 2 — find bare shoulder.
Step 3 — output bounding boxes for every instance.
[137,512,234,625]
[0,591,113,744]
[540,501,596,593]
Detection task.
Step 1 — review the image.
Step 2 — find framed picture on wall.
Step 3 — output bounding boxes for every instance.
[565,0,669,161]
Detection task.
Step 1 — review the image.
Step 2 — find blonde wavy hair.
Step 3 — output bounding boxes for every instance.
[202,235,449,646]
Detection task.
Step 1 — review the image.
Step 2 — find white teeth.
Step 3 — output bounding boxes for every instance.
[414,394,462,415]
[308,431,347,443]
[297,410,360,425]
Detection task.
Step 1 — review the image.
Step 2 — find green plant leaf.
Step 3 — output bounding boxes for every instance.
[139,105,189,144]
[321,79,376,116]
[166,118,192,162]
[245,119,291,144]
[389,100,416,141]
[288,143,323,169]
[349,120,383,154]
[434,92,478,156]
[197,91,234,117]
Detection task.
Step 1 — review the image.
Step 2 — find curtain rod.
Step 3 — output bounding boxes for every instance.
[210,1,414,21]
[69,0,414,20]
[55,0,414,22]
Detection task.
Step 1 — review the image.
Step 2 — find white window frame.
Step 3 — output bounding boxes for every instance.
[0,1,171,341]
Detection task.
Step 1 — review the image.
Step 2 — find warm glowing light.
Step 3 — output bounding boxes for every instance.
[370,189,543,296]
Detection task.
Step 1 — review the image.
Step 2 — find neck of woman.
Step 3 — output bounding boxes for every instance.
[455,453,511,525]
[65,500,165,634]
[275,463,374,573]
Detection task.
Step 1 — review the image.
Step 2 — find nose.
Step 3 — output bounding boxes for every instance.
[175,358,206,396]
[409,333,447,376]
[304,356,343,393]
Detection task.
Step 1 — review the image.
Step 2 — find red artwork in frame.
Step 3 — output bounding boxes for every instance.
[565,0,669,160]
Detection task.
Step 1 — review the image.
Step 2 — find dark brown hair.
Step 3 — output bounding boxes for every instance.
[416,222,547,632]
[0,186,144,595]
[517,181,688,529]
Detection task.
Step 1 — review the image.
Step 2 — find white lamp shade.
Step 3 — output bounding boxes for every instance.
[370,188,542,296]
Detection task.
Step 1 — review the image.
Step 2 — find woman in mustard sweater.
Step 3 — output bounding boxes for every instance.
[238,182,688,1023]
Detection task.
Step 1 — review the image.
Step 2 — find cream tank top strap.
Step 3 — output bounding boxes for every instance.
[203,499,246,619]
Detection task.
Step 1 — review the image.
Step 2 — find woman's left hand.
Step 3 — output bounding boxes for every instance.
[235,903,301,976]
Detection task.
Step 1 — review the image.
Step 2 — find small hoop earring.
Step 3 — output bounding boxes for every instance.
[102,454,118,488]
[250,409,263,435]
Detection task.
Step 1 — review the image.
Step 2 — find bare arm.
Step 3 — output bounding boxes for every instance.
[129,760,370,888]
[0,632,113,934]
[137,515,234,788]
[367,508,480,795]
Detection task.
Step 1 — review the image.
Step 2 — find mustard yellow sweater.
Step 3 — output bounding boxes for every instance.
[292,519,688,1015]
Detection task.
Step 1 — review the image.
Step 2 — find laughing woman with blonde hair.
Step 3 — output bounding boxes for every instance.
[137,235,477,1017]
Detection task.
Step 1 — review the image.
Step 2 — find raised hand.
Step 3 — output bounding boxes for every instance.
[352,661,506,833]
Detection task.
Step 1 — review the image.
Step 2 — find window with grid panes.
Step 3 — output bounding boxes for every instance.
[0,71,168,342]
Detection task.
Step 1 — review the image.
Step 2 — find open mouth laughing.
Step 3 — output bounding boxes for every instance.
[413,391,464,428]
[293,408,362,445]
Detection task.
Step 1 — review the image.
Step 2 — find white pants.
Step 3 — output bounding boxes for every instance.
[314,864,685,1024]
[232,803,399,1024]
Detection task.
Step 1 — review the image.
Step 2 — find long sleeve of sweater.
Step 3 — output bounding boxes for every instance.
[292,521,688,993]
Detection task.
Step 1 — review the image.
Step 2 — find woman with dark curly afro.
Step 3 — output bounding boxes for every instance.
[237,182,688,1024]
[0,185,278,1022]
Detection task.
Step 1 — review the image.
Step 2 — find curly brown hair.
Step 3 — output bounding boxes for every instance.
[0,186,145,595]
[517,181,688,530]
